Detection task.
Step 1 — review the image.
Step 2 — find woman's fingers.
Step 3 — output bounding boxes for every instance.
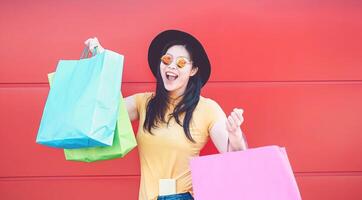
[234,108,244,120]
[231,109,244,125]
[227,116,237,132]
[83,37,105,54]
[227,108,244,133]
[232,109,241,122]
[231,112,241,126]
[84,38,90,46]
[84,37,101,48]
[84,37,94,46]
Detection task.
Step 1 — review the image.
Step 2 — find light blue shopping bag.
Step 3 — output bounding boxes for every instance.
[36,48,124,149]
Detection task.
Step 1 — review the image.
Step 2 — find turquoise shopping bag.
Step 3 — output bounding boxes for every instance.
[36,48,124,149]
[47,73,137,162]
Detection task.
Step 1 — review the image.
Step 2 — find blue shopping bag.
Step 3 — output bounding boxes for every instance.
[36,48,124,149]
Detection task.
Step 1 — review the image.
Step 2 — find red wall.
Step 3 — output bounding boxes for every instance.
[1,0,362,199]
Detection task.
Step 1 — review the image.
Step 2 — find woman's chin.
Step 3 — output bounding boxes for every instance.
[163,79,177,91]
[164,85,177,92]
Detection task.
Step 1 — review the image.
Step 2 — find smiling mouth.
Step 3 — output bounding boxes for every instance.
[166,72,178,81]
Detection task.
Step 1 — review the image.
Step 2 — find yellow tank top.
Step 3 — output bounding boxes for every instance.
[133,92,224,200]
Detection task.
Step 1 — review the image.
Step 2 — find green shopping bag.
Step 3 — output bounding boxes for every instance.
[48,73,137,162]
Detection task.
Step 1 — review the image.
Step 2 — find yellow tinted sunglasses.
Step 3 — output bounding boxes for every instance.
[160,54,192,68]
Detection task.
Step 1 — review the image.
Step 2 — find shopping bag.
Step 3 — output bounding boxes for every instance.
[190,145,302,200]
[36,49,124,149]
[64,94,137,162]
[47,69,137,162]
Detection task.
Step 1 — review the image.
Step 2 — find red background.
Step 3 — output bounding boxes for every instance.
[1,0,362,199]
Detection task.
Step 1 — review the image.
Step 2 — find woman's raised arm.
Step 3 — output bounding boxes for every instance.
[124,95,139,121]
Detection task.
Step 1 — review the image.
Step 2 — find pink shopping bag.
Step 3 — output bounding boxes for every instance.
[190,145,302,200]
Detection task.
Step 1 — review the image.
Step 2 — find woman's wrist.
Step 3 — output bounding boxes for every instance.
[228,130,248,151]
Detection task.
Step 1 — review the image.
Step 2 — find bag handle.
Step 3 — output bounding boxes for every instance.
[80,46,99,59]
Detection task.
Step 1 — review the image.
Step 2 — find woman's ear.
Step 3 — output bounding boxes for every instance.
[190,67,199,77]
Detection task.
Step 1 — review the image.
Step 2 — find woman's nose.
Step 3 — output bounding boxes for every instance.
[167,62,177,69]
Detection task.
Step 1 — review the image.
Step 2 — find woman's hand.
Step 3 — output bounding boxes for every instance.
[226,108,248,151]
[84,37,105,54]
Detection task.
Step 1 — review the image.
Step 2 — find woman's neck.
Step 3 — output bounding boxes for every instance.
[168,93,183,106]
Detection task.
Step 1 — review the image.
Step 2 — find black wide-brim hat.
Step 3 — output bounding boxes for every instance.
[148,29,211,87]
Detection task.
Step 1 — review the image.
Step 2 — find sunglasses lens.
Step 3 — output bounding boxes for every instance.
[176,58,187,68]
[161,55,190,68]
[161,55,172,65]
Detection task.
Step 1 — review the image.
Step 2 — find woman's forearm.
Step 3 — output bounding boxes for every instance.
[228,130,248,151]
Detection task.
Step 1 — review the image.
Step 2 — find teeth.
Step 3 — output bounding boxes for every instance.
[166,72,177,77]
[166,72,178,81]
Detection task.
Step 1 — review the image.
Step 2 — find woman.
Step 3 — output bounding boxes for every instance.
[86,30,248,200]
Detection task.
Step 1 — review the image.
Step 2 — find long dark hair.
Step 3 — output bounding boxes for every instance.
[143,40,203,143]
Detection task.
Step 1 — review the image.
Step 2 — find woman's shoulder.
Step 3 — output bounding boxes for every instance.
[200,95,220,105]
[199,96,222,109]
[132,91,154,106]
[198,96,226,124]
[133,91,154,98]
